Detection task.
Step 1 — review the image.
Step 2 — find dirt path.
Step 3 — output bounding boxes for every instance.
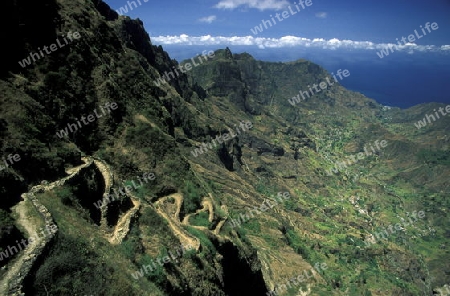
[93,159,113,196]
[1,155,229,294]
[0,157,92,296]
[214,219,226,236]
[179,195,230,237]
[202,199,214,223]
[12,199,36,240]
[108,194,141,245]
[135,114,156,128]
[172,193,183,220]
[0,195,42,296]
[181,197,214,225]
[91,158,115,227]
[65,157,93,175]
[90,158,144,245]
[155,193,200,250]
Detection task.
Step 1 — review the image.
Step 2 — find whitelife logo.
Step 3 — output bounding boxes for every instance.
[93,172,155,209]
[250,0,313,35]
[191,121,253,157]
[414,104,450,129]
[0,225,58,261]
[326,139,388,176]
[115,0,149,15]
[154,50,215,87]
[0,153,21,172]
[229,192,291,229]
[18,31,81,68]
[288,69,350,106]
[55,102,118,138]
[364,210,426,247]
[376,22,439,59]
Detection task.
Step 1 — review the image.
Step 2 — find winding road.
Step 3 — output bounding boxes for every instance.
[0,155,227,295]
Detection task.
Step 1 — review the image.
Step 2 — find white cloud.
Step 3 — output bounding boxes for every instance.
[199,15,217,24]
[214,0,289,10]
[152,34,449,54]
[315,12,327,18]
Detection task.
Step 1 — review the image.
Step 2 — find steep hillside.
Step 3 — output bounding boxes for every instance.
[0,0,449,295]
[184,48,450,295]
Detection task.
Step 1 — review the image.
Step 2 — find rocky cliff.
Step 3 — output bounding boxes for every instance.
[0,0,449,295]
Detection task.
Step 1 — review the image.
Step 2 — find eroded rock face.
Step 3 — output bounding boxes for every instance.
[433,284,450,295]
[287,128,316,152]
[217,241,268,295]
[2,0,449,294]
[64,166,103,225]
[217,140,243,172]
[248,137,286,157]
[217,145,235,171]
[105,197,133,227]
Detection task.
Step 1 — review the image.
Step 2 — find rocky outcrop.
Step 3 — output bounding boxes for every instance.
[433,284,450,295]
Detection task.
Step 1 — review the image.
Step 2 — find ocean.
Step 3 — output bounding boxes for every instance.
[156,45,450,109]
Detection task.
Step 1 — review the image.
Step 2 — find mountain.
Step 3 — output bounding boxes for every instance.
[0,0,449,295]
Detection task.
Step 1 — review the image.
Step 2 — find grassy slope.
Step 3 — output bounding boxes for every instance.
[185,50,450,295]
[0,0,448,295]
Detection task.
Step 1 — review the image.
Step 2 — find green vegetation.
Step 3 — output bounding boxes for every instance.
[0,209,23,267]
[182,180,202,214]
[140,207,169,229]
[285,228,311,260]
[55,186,73,206]
[120,225,143,262]
[190,212,210,227]
[0,208,14,227]
[255,179,277,196]
[125,179,151,199]
[139,254,166,287]
[417,149,450,165]
[185,226,216,256]
[1,0,449,294]
[31,233,136,295]
[242,218,261,233]
[139,207,177,246]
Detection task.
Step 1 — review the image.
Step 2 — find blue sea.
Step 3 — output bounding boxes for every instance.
[318,58,450,109]
[157,45,450,109]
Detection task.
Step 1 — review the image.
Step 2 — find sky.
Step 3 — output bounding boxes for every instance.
[103,0,450,108]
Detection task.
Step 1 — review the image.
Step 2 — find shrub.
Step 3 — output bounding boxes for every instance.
[0,209,13,226]
[139,254,167,287]
[120,223,143,260]
[55,187,73,206]
[30,234,130,295]
[186,226,216,256]
[286,229,310,259]
[140,207,168,228]
[182,181,201,214]
[417,149,450,165]
[190,212,210,227]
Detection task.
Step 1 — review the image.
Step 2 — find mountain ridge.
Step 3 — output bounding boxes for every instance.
[0,0,449,295]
